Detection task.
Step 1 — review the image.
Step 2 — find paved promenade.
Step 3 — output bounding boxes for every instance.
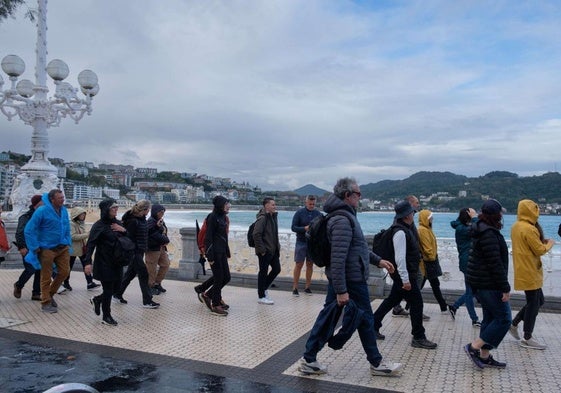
[1,269,561,393]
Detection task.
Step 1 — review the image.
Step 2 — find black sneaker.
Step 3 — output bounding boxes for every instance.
[113,295,128,304]
[464,343,484,369]
[102,315,118,326]
[411,338,437,349]
[304,288,313,295]
[142,301,160,309]
[154,283,167,293]
[90,296,101,316]
[375,330,385,340]
[62,282,73,291]
[448,305,457,320]
[472,321,482,328]
[480,354,506,368]
[292,289,299,297]
[392,308,410,317]
[87,282,101,291]
[151,287,161,296]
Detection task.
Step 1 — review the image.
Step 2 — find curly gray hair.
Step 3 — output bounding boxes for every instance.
[333,177,358,199]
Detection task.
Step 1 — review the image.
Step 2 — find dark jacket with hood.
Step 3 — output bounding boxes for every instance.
[253,208,280,256]
[122,210,148,253]
[323,193,382,294]
[84,199,126,282]
[204,210,231,262]
[146,204,169,252]
[15,206,35,250]
[466,220,510,293]
[450,217,477,273]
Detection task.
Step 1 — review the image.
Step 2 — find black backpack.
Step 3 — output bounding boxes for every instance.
[247,221,257,247]
[306,210,354,268]
[113,235,136,267]
[372,226,396,261]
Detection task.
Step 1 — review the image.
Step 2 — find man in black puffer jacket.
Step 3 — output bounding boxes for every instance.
[299,177,403,378]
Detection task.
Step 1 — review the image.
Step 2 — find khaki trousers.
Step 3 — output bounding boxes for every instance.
[39,246,70,305]
[145,248,170,287]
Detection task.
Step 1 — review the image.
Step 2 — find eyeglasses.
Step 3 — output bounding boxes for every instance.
[352,191,361,197]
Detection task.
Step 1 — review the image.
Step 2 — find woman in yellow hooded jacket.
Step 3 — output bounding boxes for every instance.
[509,199,554,350]
[418,209,448,312]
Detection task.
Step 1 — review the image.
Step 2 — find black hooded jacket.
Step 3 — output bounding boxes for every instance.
[146,204,170,251]
[84,199,126,282]
[122,210,148,253]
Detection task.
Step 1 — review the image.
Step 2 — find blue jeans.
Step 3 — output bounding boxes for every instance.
[474,289,512,349]
[453,275,479,322]
[304,281,383,367]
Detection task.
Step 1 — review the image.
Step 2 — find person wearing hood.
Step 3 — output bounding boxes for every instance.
[200,195,232,316]
[83,199,127,326]
[113,200,160,309]
[417,209,448,313]
[464,199,511,369]
[13,195,43,301]
[509,199,554,350]
[24,189,72,313]
[448,208,481,326]
[299,177,402,377]
[146,204,170,295]
[62,207,100,292]
[253,197,281,305]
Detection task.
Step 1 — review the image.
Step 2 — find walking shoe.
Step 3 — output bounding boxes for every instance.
[151,287,161,296]
[142,301,160,309]
[392,308,409,317]
[13,283,22,299]
[258,297,274,305]
[479,354,506,368]
[56,287,67,295]
[112,295,128,304]
[62,282,72,291]
[102,315,118,326]
[51,298,58,308]
[195,285,204,303]
[41,304,58,313]
[508,324,520,340]
[472,321,482,328]
[304,288,313,295]
[292,289,299,297]
[370,362,402,376]
[464,343,484,369]
[520,338,547,350]
[202,293,213,310]
[448,305,457,320]
[374,330,386,340]
[298,357,327,375]
[422,313,431,321]
[90,296,101,316]
[154,283,167,293]
[411,338,437,349]
[31,294,42,301]
[87,282,101,290]
[220,299,230,310]
[210,305,228,316]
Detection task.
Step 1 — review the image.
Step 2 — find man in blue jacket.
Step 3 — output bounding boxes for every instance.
[299,177,403,377]
[24,189,72,313]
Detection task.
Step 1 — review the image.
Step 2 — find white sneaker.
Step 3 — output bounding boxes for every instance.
[371,362,403,376]
[520,338,546,350]
[57,287,67,295]
[509,324,520,340]
[258,297,274,305]
[298,357,327,375]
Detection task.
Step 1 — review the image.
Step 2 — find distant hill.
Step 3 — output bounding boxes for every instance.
[360,170,561,212]
[293,184,330,197]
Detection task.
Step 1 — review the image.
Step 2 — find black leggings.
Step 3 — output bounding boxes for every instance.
[513,288,545,339]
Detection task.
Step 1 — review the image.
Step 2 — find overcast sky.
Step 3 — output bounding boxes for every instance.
[2,1,561,191]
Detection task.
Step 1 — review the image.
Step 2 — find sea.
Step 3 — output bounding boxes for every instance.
[164,209,561,243]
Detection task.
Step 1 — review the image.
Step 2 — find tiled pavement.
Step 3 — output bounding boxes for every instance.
[1,269,561,393]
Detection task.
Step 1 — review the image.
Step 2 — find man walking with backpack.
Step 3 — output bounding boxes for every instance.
[299,177,403,377]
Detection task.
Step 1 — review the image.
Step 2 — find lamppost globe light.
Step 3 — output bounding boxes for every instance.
[1,54,26,77]
[77,69,98,89]
[16,79,35,97]
[81,83,99,97]
[46,59,69,81]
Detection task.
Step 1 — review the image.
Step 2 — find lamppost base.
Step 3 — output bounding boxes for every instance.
[5,169,60,221]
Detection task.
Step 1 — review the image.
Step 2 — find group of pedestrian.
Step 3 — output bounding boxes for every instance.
[10,191,171,326]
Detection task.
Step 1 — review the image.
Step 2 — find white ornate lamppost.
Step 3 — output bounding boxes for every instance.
[0,0,99,219]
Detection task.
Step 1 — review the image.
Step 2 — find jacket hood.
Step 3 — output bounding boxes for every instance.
[450,219,461,229]
[323,193,356,216]
[70,206,87,220]
[516,199,539,225]
[98,199,117,222]
[150,204,166,218]
[418,209,432,228]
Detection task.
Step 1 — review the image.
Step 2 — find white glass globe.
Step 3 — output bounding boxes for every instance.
[16,79,35,97]
[77,70,98,89]
[47,59,69,81]
[1,54,25,77]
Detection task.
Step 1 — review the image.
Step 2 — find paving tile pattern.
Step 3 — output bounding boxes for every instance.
[1,269,561,392]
